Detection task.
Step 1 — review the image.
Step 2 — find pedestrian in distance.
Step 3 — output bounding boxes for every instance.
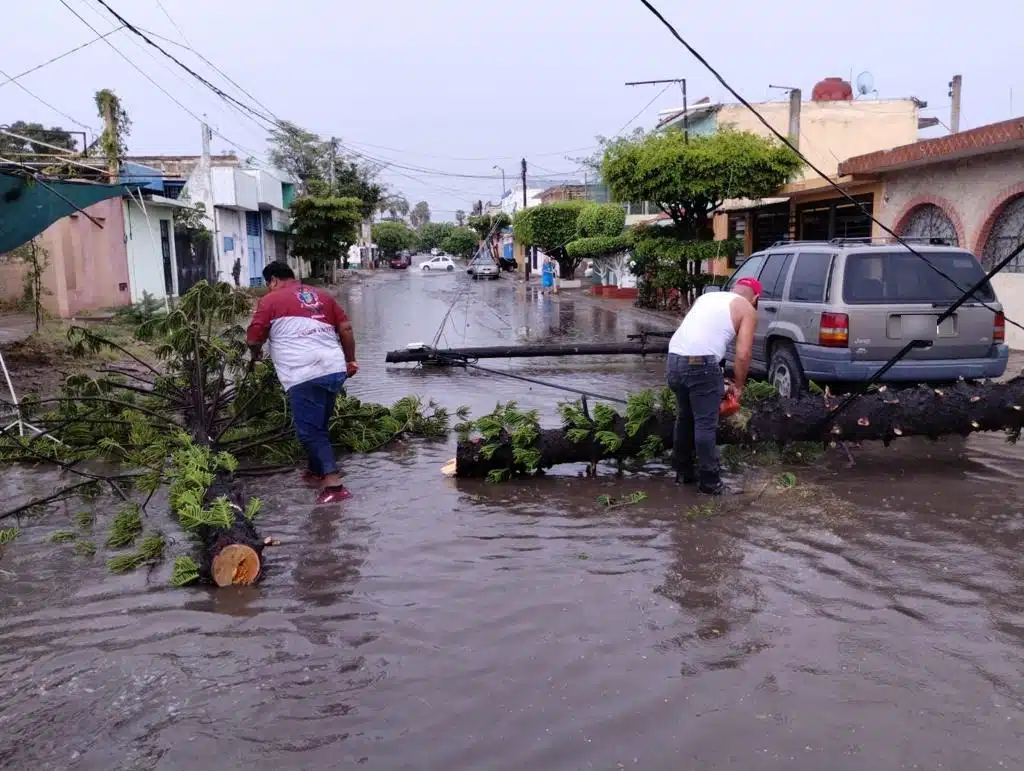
[665,277,760,495]
[246,262,359,504]
[541,255,556,295]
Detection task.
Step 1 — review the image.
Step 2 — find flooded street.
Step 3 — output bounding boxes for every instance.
[3,269,1024,770]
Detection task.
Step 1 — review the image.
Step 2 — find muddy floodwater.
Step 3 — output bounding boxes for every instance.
[3,269,1024,770]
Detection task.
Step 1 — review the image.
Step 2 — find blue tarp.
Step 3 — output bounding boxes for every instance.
[0,172,135,254]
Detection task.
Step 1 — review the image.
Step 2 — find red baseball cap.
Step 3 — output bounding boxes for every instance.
[734,277,763,297]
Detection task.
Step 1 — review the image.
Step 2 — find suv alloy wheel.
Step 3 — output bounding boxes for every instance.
[768,342,807,397]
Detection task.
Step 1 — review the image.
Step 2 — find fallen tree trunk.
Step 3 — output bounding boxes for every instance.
[197,476,265,587]
[455,378,1024,478]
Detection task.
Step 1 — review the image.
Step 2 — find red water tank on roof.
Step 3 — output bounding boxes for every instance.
[811,77,854,101]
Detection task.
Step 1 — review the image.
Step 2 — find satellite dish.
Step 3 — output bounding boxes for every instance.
[856,71,875,97]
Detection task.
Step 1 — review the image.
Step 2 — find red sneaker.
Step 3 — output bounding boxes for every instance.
[315,485,352,504]
[300,470,324,486]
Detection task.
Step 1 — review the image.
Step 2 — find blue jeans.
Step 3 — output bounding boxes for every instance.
[666,354,725,487]
[288,372,346,477]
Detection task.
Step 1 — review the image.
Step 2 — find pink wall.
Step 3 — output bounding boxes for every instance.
[36,198,131,318]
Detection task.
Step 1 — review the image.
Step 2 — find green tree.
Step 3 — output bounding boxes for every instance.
[513,201,588,278]
[576,202,626,239]
[601,128,800,237]
[377,195,409,222]
[601,128,799,306]
[441,227,480,260]
[419,222,454,252]
[468,212,512,265]
[332,160,383,220]
[455,209,466,227]
[409,201,431,230]
[267,120,326,184]
[289,195,363,276]
[0,121,77,156]
[372,220,417,258]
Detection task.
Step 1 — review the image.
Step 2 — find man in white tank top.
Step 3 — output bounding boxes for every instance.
[666,277,761,495]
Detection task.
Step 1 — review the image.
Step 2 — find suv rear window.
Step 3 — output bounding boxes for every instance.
[842,250,995,305]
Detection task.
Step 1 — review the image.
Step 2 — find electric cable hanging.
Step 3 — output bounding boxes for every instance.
[634,0,1023,332]
[0,25,124,89]
[56,0,287,176]
[0,66,95,131]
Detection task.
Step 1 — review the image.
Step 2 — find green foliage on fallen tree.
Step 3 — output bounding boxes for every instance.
[0,280,463,585]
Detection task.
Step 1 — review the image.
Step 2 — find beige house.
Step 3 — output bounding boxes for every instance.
[836,117,1024,348]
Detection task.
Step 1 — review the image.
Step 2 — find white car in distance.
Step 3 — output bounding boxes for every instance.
[421,255,456,272]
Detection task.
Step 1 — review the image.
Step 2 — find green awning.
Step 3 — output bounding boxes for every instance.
[0,172,135,254]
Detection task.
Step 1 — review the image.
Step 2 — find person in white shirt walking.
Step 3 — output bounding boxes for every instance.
[666,277,761,495]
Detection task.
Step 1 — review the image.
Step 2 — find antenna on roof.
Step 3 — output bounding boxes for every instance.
[855,71,876,99]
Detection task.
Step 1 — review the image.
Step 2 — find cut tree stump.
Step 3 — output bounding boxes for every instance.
[455,378,1024,478]
[197,476,265,586]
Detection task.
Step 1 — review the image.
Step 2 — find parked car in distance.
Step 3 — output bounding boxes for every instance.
[709,239,1008,395]
[390,254,410,269]
[469,255,499,280]
[430,247,441,257]
[421,254,456,272]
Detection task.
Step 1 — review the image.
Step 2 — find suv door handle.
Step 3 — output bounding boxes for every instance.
[765,306,778,313]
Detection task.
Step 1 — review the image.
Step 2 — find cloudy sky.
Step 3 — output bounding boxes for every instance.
[4,1,1021,219]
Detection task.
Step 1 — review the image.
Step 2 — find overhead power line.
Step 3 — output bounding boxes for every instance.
[90,0,280,131]
[56,0,276,172]
[0,25,124,90]
[0,65,95,131]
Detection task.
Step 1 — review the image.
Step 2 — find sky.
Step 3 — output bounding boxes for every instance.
[4,0,1023,221]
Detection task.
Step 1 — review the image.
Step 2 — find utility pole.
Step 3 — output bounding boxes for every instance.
[494,164,506,197]
[625,78,688,142]
[948,75,962,133]
[521,158,530,281]
[200,121,221,282]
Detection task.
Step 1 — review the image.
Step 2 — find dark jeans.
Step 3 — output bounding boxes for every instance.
[288,372,347,477]
[666,354,725,487]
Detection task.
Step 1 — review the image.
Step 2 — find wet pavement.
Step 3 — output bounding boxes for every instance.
[3,269,1024,770]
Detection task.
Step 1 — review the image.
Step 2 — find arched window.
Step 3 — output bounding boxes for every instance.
[899,203,959,246]
[982,196,1024,272]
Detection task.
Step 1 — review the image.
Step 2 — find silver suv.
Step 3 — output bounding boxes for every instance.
[713,239,1009,395]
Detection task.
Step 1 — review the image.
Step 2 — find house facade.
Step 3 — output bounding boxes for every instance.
[129,150,296,288]
[708,79,941,272]
[0,180,185,318]
[835,117,1024,347]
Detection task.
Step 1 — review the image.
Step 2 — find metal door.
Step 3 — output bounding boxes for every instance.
[245,212,264,287]
[174,228,211,294]
[159,219,174,295]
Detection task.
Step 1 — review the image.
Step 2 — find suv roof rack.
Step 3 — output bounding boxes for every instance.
[828,236,959,247]
[766,240,832,248]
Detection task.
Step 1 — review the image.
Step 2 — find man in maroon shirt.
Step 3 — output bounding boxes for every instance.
[247,262,358,504]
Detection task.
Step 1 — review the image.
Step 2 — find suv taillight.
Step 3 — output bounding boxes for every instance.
[819,312,849,347]
[994,311,1006,343]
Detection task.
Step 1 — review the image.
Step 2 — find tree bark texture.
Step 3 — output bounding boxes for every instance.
[455,378,1024,478]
